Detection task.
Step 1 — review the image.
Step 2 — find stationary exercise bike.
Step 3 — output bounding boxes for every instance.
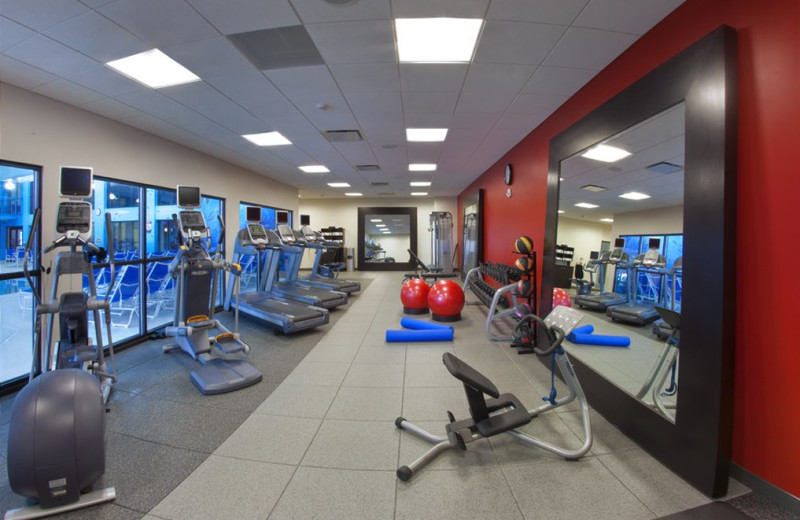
[395,305,592,481]
[6,166,117,519]
[163,186,262,395]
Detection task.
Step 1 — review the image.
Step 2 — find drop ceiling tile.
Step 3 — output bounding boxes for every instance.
[399,64,468,92]
[331,141,377,166]
[0,16,36,51]
[44,11,147,62]
[192,100,267,134]
[486,0,589,25]
[391,0,489,18]
[474,20,567,66]
[81,97,145,121]
[265,65,340,100]
[462,63,535,93]
[0,0,89,31]
[187,0,300,34]
[3,34,98,76]
[290,0,390,23]
[292,95,360,130]
[205,71,284,104]
[455,90,517,114]
[330,63,400,94]
[160,81,230,107]
[33,78,106,106]
[305,20,395,65]
[346,91,402,119]
[542,27,639,70]
[241,97,305,126]
[402,92,458,116]
[522,66,598,97]
[575,0,683,34]
[65,64,149,98]
[165,37,256,79]
[402,111,452,128]
[98,0,219,48]
[0,55,58,89]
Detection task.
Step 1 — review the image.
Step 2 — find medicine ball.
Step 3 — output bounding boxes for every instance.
[516,279,533,298]
[514,256,532,274]
[515,236,534,255]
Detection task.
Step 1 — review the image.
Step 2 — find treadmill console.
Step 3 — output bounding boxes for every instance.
[246,223,268,244]
[178,210,210,240]
[56,201,93,241]
[277,224,295,243]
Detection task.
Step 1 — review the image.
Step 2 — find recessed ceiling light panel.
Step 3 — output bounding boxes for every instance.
[299,165,330,173]
[242,131,292,146]
[327,182,350,187]
[406,128,448,142]
[395,18,483,63]
[575,202,599,209]
[107,49,200,89]
[619,191,651,200]
[409,164,437,171]
[410,181,431,187]
[345,192,363,197]
[581,184,607,192]
[411,192,428,196]
[581,144,631,163]
[600,218,615,222]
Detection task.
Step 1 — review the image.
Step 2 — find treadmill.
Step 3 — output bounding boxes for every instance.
[224,214,329,334]
[292,225,361,295]
[652,256,682,338]
[262,226,348,309]
[607,237,667,325]
[574,238,630,311]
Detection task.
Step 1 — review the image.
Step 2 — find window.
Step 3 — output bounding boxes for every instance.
[614,234,683,307]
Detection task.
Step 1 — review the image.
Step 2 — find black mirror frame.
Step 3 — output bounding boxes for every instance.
[460,189,484,280]
[542,26,737,497]
[357,206,418,271]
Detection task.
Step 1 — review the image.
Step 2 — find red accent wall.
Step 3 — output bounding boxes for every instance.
[458,0,800,496]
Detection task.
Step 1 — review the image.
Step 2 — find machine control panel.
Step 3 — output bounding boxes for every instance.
[178,211,210,240]
[55,201,92,241]
[246,223,268,244]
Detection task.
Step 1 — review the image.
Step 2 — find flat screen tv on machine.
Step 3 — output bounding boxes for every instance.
[60,166,93,197]
[276,211,289,225]
[300,214,310,226]
[649,237,661,249]
[614,237,625,249]
[177,185,201,208]
[246,206,261,222]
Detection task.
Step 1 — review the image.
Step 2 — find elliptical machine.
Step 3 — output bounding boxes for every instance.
[6,166,117,519]
[163,186,262,395]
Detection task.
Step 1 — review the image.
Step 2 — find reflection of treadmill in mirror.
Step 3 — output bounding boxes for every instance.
[296,225,361,294]
[224,208,329,334]
[607,237,667,325]
[653,257,682,338]
[265,225,348,309]
[574,238,630,311]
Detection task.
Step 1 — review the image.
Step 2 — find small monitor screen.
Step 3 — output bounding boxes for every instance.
[648,237,661,249]
[177,186,201,208]
[60,167,93,197]
[589,251,600,260]
[277,224,293,238]
[300,214,311,226]
[245,206,261,222]
[614,237,625,248]
[276,211,289,225]
[248,223,267,240]
[179,211,206,230]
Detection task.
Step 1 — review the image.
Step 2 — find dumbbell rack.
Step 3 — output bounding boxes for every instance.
[511,248,538,355]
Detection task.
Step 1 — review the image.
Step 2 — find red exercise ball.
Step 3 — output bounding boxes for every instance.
[401,277,430,314]
[552,287,572,309]
[427,279,465,322]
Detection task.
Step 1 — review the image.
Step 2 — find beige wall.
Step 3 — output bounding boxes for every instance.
[0,83,298,258]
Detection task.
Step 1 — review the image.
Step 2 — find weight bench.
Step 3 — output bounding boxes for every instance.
[404,249,458,282]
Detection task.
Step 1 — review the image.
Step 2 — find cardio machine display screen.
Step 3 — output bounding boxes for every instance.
[179,211,206,230]
[248,224,267,241]
[277,224,294,240]
[56,202,91,233]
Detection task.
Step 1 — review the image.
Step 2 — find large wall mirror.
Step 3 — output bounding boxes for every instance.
[357,207,418,271]
[460,189,484,280]
[542,27,737,497]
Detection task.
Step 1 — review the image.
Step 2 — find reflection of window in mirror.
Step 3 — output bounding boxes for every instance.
[556,103,685,422]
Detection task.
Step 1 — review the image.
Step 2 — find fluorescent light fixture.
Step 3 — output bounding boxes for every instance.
[376,224,386,227]
[327,182,350,188]
[575,202,598,209]
[581,144,631,163]
[106,49,200,88]
[382,230,391,234]
[242,131,292,146]
[299,165,330,173]
[345,192,363,197]
[600,218,615,223]
[409,163,437,171]
[370,219,382,222]
[410,181,431,187]
[411,192,428,196]
[406,128,448,142]
[395,18,483,63]
[558,210,565,214]
[619,191,651,200]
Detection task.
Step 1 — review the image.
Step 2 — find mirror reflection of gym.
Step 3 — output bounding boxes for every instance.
[363,214,410,264]
[556,103,685,422]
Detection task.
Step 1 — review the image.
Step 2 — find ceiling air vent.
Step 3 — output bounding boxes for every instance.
[227,26,323,70]
[357,164,380,171]
[646,161,683,174]
[323,130,364,142]
[378,192,394,196]
[370,182,389,187]
[581,184,607,193]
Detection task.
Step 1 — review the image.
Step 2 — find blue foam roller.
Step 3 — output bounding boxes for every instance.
[569,332,630,347]
[571,324,594,336]
[385,328,454,342]
[400,317,454,331]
